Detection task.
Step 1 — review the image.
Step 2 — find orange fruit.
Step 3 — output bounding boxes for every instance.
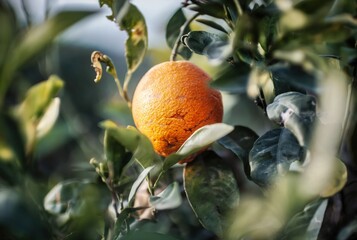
[132,61,223,163]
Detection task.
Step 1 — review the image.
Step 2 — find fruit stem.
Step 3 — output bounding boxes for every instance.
[170,12,200,61]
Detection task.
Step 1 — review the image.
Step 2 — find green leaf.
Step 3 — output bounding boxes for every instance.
[188,1,226,19]
[44,180,110,225]
[166,8,192,60]
[218,125,259,179]
[18,75,64,123]
[0,189,50,240]
[104,130,130,182]
[337,220,357,240]
[163,123,234,171]
[100,120,159,168]
[269,64,317,95]
[128,165,155,204]
[279,199,328,240]
[36,97,61,139]
[121,231,180,240]
[211,63,251,93]
[0,10,95,104]
[99,0,130,21]
[249,128,305,188]
[267,92,317,146]
[150,182,182,210]
[196,18,228,34]
[118,4,148,74]
[182,31,229,57]
[184,151,239,237]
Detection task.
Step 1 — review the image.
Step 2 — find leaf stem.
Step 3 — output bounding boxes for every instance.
[170,12,200,61]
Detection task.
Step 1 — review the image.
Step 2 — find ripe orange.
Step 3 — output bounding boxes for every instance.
[132,61,223,163]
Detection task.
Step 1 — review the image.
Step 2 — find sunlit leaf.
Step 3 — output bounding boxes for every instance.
[100,121,159,168]
[18,75,64,123]
[218,125,259,179]
[320,158,348,198]
[150,182,182,210]
[118,4,148,75]
[249,128,305,187]
[267,91,317,146]
[184,151,239,237]
[166,8,192,60]
[36,97,60,139]
[163,123,234,171]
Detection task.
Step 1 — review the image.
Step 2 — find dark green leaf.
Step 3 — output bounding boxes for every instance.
[211,63,251,93]
[128,165,155,204]
[163,123,234,171]
[184,151,239,237]
[99,0,130,21]
[182,31,228,56]
[249,128,305,187]
[100,121,160,168]
[166,8,192,60]
[44,180,110,226]
[0,189,50,240]
[188,1,226,19]
[337,220,357,240]
[118,4,148,74]
[0,1,17,70]
[218,125,259,179]
[196,18,228,33]
[279,199,327,240]
[121,231,180,240]
[113,207,149,239]
[269,64,317,95]
[150,182,182,210]
[267,92,316,146]
[104,130,130,182]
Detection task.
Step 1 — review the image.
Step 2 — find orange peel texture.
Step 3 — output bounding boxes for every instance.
[132,61,223,163]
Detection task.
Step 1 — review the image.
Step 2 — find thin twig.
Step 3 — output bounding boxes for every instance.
[170,12,200,61]
[233,0,243,17]
[20,0,32,26]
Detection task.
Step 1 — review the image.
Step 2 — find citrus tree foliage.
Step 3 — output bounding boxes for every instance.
[0,0,356,240]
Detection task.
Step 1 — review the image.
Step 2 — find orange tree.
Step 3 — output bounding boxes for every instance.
[0,0,357,239]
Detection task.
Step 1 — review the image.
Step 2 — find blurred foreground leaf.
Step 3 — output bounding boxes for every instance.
[0,188,50,239]
[0,10,95,105]
[184,151,239,237]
